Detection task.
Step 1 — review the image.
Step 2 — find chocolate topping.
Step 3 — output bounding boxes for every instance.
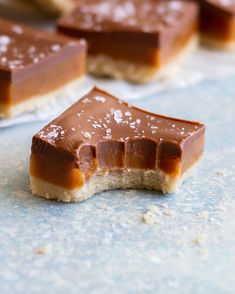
[202,0,235,13]
[0,18,86,82]
[32,87,205,174]
[58,0,196,33]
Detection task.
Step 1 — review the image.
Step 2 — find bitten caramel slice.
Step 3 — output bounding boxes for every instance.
[199,0,235,49]
[57,0,198,83]
[0,18,86,118]
[30,87,205,202]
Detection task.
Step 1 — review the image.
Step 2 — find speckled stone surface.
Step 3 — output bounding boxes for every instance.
[0,75,235,294]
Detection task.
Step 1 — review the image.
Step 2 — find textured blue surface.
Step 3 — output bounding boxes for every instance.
[0,75,235,294]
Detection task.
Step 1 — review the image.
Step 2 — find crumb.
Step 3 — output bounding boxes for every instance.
[192,234,207,245]
[198,249,208,256]
[174,251,183,257]
[216,170,225,177]
[143,211,161,225]
[148,205,162,215]
[163,209,175,216]
[149,254,161,264]
[197,211,209,220]
[12,190,30,198]
[35,244,53,255]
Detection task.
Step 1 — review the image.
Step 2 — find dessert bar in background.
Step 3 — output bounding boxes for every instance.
[35,0,75,15]
[57,0,198,83]
[199,0,235,49]
[0,18,86,118]
[30,87,205,202]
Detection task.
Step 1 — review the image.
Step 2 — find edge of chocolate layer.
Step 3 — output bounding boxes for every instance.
[31,86,205,176]
[0,17,87,82]
[201,0,235,16]
[56,0,198,47]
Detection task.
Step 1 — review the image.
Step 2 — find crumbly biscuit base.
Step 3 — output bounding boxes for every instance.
[201,35,235,50]
[0,76,84,119]
[30,168,183,202]
[87,35,198,83]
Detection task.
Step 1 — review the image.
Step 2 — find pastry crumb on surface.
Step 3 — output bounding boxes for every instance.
[163,209,176,217]
[143,205,176,224]
[143,211,161,225]
[192,234,207,246]
[35,244,53,255]
[196,211,209,220]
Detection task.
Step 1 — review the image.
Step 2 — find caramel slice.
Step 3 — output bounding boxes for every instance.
[0,18,86,118]
[57,0,198,83]
[30,87,205,202]
[199,0,235,49]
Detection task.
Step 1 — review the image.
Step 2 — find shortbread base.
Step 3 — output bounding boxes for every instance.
[201,35,235,50]
[0,76,84,119]
[87,35,198,83]
[30,168,184,203]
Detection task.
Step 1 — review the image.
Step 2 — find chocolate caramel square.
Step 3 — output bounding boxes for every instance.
[30,87,205,202]
[199,0,235,49]
[0,18,86,118]
[57,0,198,83]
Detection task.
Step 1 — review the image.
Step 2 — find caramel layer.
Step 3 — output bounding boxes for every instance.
[0,52,86,106]
[30,154,84,189]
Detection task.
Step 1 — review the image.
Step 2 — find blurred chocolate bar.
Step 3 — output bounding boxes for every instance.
[0,18,86,118]
[57,0,199,83]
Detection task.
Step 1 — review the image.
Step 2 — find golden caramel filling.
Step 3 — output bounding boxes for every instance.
[30,154,84,189]
[30,153,184,190]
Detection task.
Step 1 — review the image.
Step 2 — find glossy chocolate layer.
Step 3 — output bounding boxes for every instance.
[0,18,86,82]
[57,0,198,66]
[58,0,197,34]
[202,0,235,14]
[32,87,205,176]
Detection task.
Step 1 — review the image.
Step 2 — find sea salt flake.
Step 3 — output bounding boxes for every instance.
[125,111,132,117]
[113,110,123,124]
[51,44,61,52]
[33,57,39,64]
[11,25,23,34]
[82,98,91,103]
[0,35,11,46]
[81,131,91,139]
[94,96,106,103]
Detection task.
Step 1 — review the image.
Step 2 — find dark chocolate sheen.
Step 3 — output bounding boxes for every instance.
[32,87,205,172]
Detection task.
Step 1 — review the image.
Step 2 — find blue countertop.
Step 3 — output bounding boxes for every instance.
[0,75,235,294]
